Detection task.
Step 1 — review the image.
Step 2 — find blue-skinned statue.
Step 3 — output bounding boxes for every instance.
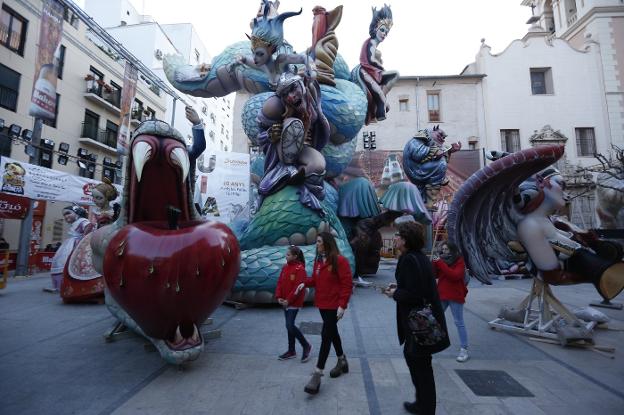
[403,125,461,209]
[164,2,397,303]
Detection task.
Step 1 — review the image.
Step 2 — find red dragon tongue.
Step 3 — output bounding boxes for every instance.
[103,220,240,341]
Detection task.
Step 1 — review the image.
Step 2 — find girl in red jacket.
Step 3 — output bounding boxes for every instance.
[432,241,469,362]
[275,245,313,362]
[301,232,353,395]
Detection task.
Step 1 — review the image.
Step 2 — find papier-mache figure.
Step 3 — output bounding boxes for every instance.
[45,206,94,294]
[351,4,399,124]
[237,4,308,90]
[256,71,330,212]
[90,120,240,365]
[513,168,624,300]
[403,126,461,208]
[60,180,119,303]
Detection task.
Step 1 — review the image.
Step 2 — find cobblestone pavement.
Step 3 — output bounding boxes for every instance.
[1,259,623,414]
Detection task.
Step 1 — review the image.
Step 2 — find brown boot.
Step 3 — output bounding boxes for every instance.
[329,355,348,378]
[304,371,322,395]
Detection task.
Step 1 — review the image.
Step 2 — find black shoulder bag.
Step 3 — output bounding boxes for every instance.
[406,253,447,347]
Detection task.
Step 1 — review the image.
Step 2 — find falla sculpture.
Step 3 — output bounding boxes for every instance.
[448,145,624,341]
[164,1,399,303]
[90,121,240,364]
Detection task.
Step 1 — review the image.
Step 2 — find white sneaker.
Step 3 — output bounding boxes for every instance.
[457,348,469,363]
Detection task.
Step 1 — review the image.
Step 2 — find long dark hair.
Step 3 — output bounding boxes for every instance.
[288,245,305,266]
[317,231,340,273]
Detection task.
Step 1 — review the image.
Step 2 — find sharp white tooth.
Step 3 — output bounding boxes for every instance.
[174,325,183,344]
[170,147,190,183]
[132,142,152,183]
[191,324,199,342]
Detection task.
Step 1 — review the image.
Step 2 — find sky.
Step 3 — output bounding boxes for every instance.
[105,0,532,76]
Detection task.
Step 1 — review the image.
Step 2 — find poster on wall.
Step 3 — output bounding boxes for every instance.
[0,157,121,205]
[29,0,64,120]
[194,151,250,223]
[116,62,139,154]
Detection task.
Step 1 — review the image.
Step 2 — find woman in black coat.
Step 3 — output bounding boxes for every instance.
[385,222,450,415]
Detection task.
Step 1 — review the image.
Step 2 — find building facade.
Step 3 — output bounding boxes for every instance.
[0,0,166,248]
[84,0,234,163]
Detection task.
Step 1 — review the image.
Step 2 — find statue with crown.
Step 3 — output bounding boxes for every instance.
[163,1,399,302]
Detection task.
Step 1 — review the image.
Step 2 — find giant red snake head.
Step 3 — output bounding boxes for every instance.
[93,120,240,355]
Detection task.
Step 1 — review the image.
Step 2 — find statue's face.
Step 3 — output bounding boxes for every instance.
[543,174,567,210]
[92,188,107,209]
[432,129,447,146]
[63,210,78,224]
[252,46,272,66]
[281,81,307,114]
[375,23,390,42]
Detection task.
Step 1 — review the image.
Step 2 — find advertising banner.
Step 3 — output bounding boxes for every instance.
[117,62,139,154]
[0,157,121,205]
[195,151,250,223]
[29,0,64,120]
[0,193,30,219]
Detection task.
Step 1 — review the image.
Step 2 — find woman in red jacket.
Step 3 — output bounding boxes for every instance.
[301,232,353,395]
[432,241,469,362]
[275,245,313,362]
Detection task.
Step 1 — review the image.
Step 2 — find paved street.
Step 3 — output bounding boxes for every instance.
[1,259,623,415]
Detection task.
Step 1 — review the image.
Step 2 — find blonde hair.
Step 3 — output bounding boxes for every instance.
[94,178,118,202]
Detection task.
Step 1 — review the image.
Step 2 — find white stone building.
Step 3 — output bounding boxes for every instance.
[84,0,234,158]
[0,0,167,248]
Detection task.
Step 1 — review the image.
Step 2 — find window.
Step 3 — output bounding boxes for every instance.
[0,127,11,157]
[109,81,122,107]
[43,94,60,128]
[0,5,28,55]
[104,120,118,148]
[0,63,20,112]
[144,107,155,120]
[88,66,104,95]
[575,128,596,157]
[427,91,440,122]
[132,98,144,119]
[500,129,521,153]
[82,109,100,140]
[194,48,200,63]
[399,97,409,112]
[56,45,66,79]
[63,6,79,29]
[530,68,553,95]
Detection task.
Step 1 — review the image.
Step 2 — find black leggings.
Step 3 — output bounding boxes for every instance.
[316,309,344,370]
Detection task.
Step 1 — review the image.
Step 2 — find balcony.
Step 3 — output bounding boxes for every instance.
[567,12,577,26]
[83,79,121,115]
[79,122,118,154]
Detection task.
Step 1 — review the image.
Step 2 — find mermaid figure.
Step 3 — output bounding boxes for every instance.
[351,4,399,124]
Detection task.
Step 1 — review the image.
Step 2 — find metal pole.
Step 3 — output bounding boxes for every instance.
[15,118,43,276]
[171,98,177,127]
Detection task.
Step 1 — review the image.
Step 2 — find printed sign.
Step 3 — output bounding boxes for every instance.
[29,0,64,120]
[0,157,121,205]
[195,151,250,223]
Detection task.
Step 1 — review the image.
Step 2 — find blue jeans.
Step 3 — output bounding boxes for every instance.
[441,300,468,349]
[284,309,309,352]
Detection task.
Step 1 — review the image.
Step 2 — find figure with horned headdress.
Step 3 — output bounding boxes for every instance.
[351,4,399,124]
[165,1,307,96]
[236,3,309,90]
[403,126,461,208]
